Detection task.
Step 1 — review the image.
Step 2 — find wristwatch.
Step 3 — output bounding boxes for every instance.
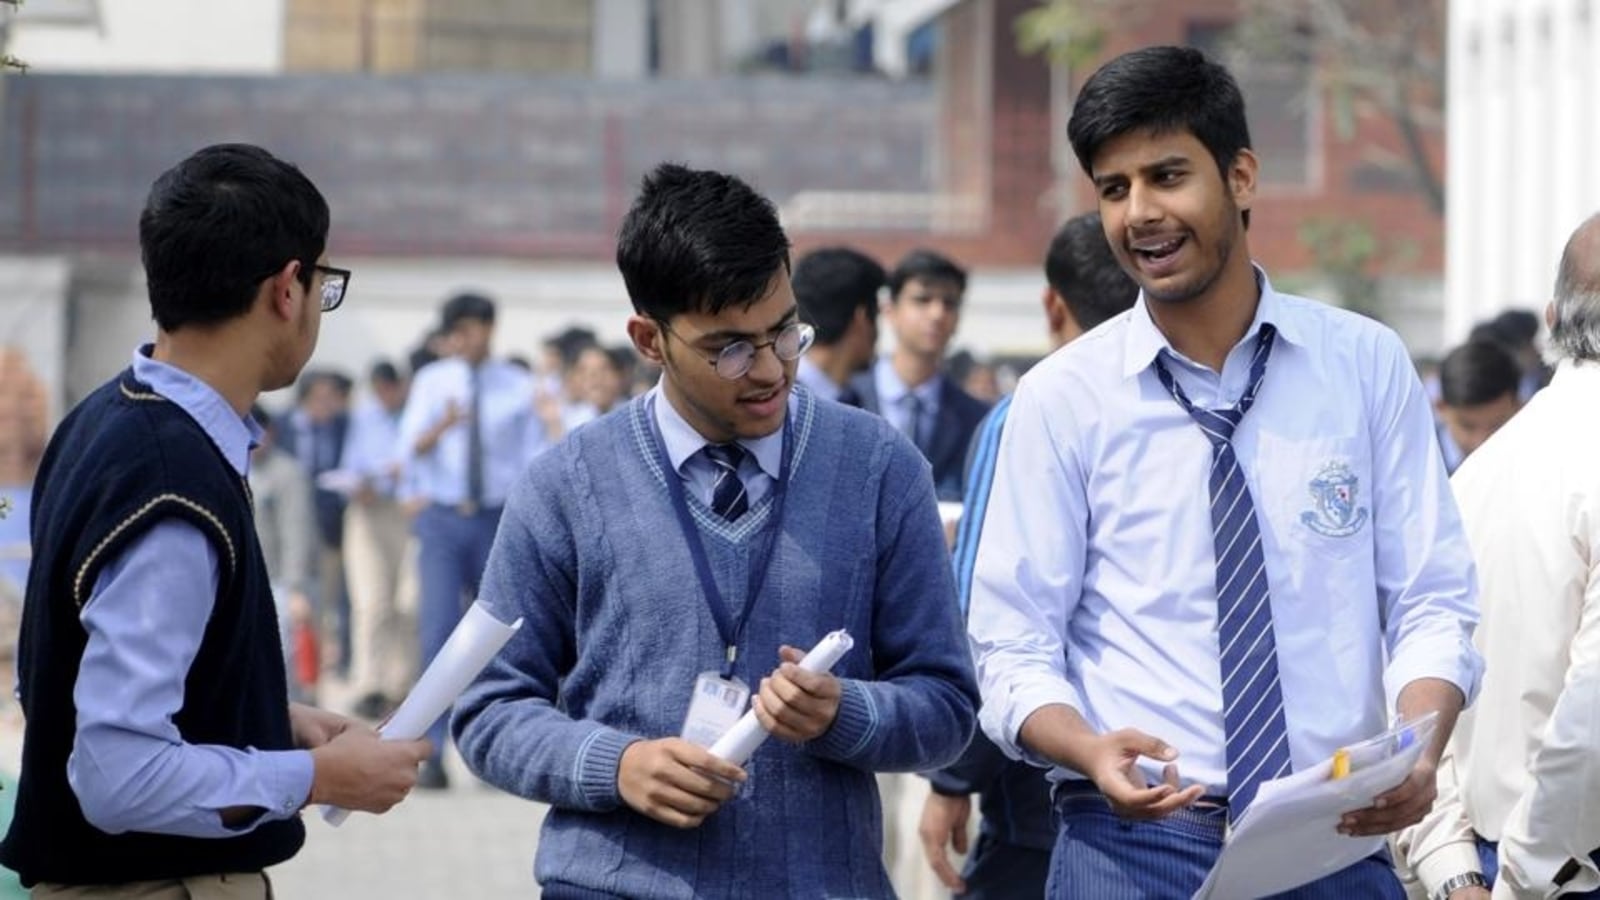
[1431,871,1489,900]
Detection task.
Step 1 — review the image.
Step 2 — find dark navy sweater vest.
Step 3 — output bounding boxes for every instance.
[0,370,304,886]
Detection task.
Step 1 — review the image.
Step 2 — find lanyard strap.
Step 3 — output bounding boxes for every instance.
[648,398,792,679]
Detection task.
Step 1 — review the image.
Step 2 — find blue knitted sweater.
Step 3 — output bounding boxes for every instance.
[453,388,978,898]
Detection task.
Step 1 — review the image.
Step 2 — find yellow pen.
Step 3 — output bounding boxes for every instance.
[1331,748,1351,780]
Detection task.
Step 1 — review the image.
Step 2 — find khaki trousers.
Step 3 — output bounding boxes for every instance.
[343,497,418,700]
[33,872,271,899]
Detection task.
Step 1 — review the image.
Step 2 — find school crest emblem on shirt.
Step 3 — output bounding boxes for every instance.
[1300,461,1369,537]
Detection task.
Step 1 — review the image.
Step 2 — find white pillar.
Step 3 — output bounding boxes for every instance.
[593,0,649,79]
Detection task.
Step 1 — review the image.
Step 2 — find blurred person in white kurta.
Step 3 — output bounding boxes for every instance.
[1396,213,1600,900]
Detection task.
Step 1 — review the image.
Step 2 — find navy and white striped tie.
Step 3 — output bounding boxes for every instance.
[704,443,749,521]
[1154,325,1289,821]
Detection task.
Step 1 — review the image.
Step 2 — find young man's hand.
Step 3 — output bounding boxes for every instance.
[289,702,355,749]
[1338,759,1438,837]
[918,792,972,892]
[753,645,842,743]
[617,738,747,829]
[1084,728,1205,820]
[307,729,432,813]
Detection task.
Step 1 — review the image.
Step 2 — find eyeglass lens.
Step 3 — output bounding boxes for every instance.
[712,322,812,379]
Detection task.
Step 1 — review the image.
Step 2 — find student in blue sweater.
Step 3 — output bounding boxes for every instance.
[452,163,979,899]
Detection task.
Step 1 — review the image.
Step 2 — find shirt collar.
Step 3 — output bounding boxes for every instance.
[650,385,785,480]
[131,345,262,476]
[1120,264,1307,379]
[796,357,841,402]
[875,357,942,406]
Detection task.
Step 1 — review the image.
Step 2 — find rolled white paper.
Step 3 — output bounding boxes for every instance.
[707,629,855,766]
[321,602,523,826]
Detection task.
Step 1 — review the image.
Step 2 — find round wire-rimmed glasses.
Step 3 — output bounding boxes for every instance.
[659,319,816,380]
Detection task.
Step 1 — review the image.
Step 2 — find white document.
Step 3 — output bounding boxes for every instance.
[937,502,964,529]
[312,468,365,496]
[707,629,854,766]
[1193,712,1440,899]
[321,602,523,826]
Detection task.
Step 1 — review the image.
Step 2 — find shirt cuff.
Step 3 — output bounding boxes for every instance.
[806,679,878,763]
[574,726,641,813]
[254,749,315,825]
[1498,839,1600,899]
[1384,637,1484,712]
[983,679,1085,769]
[1411,838,1484,897]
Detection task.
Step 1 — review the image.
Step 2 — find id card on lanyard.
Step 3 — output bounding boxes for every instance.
[648,396,793,749]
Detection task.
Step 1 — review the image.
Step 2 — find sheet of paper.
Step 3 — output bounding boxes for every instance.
[937,502,964,529]
[1194,714,1437,899]
[707,629,854,766]
[312,468,364,496]
[321,602,523,826]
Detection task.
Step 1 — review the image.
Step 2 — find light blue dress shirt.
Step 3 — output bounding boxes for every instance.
[396,357,546,507]
[68,346,313,838]
[651,386,784,508]
[967,272,1483,793]
[796,357,843,403]
[873,357,942,442]
[339,398,404,498]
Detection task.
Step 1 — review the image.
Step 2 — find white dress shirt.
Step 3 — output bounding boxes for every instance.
[651,386,784,509]
[397,357,545,507]
[796,356,843,403]
[967,271,1483,793]
[339,398,404,498]
[874,357,941,443]
[1397,360,1600,899]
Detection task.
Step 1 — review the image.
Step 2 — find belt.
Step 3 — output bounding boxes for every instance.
[1051,779,1232,840]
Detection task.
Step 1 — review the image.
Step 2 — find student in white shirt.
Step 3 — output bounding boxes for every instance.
[966,45,1482,898]
[1396,214,1600,900]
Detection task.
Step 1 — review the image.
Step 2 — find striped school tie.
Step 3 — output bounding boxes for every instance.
[704,443,749,521]
[1153,325,1289,821]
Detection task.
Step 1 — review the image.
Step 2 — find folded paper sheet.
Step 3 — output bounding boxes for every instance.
[322,602,523,826]
[1194,712,1439,899]
[707,630,854,766]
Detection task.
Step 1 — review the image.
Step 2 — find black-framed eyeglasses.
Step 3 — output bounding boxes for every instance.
[659,319,816,380]
[314,264,351,313]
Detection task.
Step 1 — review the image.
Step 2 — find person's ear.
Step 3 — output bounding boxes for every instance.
[627,315,666,366]
[1042,287,1067,332]
[264,259,304,322]
[1229,148,1260,217]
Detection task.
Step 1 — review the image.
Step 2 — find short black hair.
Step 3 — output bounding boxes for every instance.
[440,292,496,331]
[408,342,439,375]
[605,344,638,378]
[549,325,599,369]
[1490,309,1541,345]
[1068,45,1253,226]
[1044,212,1140,332]
[1438,339,1522,408]
[791,247,885,345]
[1068,46,1252,178]
[369,360,401,384]
[294,368,351,403]
[139,143,329,333]
[615,163,791,319]
[888,249,967,300]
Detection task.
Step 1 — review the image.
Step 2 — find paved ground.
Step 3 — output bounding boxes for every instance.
[273,749,548,899]
[0,677,550,899]
[0,675,946,899]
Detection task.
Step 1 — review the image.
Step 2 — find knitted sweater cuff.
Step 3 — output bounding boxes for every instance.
[576,727,642,812]
[807,678,878,763]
